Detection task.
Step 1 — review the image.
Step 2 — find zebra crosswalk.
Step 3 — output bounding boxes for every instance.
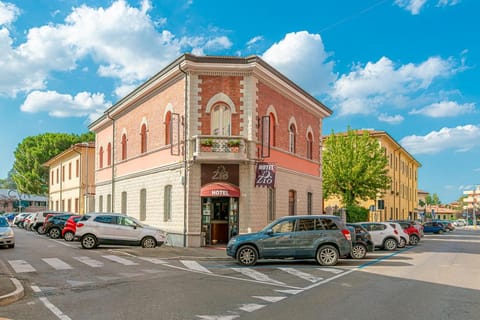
[7,254,346,289]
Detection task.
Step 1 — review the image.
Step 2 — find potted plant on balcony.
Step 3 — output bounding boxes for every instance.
[227,139,241,152]
[200,138,214,152]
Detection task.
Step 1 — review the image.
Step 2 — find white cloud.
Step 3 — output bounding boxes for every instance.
[378,113,404,124]
[0,1,19,25]
[262,31,337,95]
[331,56,456,116]
[0,0,232,98]
[410,101,475,117]
[400,125,480,155]
[20,90,111,120]
[247,36,263,47]
[395,0,461,14]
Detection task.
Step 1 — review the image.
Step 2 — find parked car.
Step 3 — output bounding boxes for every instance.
[358,222,400,251]
[34,211,69,234]
[346,223,375,259]
[4,212,18,224]
[433,220,455,231]
[453,219,466,227]
[227,215,352,266]
[0,216,15,248]
[75,213,167,249]
[422,221,446,234]
[389,222,410,248]
[394,221,421,245]
[45,214,76,239]
[62,215,82,241]
[22,214,36,231]
[13,213,30,227]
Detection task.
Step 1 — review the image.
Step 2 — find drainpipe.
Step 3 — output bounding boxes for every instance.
[72,145,82,214]
[107,113,116,212]
[179,63,188,248]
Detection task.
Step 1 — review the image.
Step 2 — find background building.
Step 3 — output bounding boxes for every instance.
[89,54,332,247]
[43,142,95,214]
[324,130,421,221]
[0,189,47,213]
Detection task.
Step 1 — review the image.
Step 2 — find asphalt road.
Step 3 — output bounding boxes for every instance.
[1,227,480,320]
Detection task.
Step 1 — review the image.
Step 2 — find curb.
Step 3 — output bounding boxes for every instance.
[0,278,24,306]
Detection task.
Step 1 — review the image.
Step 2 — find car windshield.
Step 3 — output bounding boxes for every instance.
[0,217,9,227]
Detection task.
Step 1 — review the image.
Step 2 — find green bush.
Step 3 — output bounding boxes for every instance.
[346,205,369,223]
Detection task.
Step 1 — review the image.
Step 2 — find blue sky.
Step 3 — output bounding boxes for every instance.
[0,0,478,203]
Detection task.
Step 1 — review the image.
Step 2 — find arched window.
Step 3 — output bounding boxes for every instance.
[165,111,171,145]
[107,143,112,166]
[121,134,127,160]
[211,104,231,136]
[306,132,313,160]
[289,124,296,154]
[269,112,276,147]
[140,124,147,153]
[99,147,104,169]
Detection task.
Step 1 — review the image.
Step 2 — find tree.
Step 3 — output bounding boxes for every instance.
[323,128,391,221]
[0,170,16,189]
[11,132,94,195]
[425,193,441,205]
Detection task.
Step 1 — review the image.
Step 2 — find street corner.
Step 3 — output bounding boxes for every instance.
[0,277,24,307]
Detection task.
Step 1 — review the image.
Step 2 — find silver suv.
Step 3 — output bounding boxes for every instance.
[359,222,401,251]
[75,213,167,249]
[227,215,352,266]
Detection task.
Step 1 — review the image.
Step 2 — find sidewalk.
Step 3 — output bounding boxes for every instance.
[0,244,229,306]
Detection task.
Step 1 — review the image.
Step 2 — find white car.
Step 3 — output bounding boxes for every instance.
[389,222,410,248]
[0,216,15,248]
[359,222,401,251]
[75,213,167,249]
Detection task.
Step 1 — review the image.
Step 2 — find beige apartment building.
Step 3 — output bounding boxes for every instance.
[324,130,421,221]
[43,142,95,214]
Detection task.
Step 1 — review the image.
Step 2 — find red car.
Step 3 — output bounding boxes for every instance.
[62,215,82,241]
[396,221,421,245]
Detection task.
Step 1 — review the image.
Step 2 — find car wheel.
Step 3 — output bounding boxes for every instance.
[398,237,407,248]
[383,238,397,251]
[236,245,258,266]
[316,245,339,266]
[141,236,157,248]
[81,234,97,249]
[63,231,75,242]
[37,226,46,235]
[350,244,367,259]
[49,227,61,239]
[409,234,420,245]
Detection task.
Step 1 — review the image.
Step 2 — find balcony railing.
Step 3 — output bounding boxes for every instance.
[193,135,248,161]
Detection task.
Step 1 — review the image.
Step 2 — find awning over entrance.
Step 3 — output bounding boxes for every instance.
[200,182,240,198]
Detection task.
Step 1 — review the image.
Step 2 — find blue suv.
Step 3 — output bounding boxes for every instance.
[226,215,352,266]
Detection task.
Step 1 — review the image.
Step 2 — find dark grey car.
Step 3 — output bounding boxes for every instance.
[226,215,352,266]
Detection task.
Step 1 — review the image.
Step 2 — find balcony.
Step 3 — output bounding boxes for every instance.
[193,135,248,162]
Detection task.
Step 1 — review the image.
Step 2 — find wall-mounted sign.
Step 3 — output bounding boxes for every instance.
[255,162,275,188]
[201,164,239,185]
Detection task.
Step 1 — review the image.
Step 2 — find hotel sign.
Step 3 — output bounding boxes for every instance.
[255,162,276,188]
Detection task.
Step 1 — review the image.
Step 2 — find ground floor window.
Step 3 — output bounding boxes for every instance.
[289,190,296,216]
[268,188,275,221]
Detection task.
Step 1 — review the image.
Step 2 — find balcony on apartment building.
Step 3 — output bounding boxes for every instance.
[193,135,248,162]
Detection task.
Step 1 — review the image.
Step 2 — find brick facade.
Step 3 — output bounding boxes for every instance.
[90,54,332,247]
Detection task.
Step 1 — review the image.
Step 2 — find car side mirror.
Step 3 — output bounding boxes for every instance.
[266,228,273,235]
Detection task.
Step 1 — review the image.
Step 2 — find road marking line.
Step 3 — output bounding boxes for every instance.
[231,268,285,285]
[238,303,266,312]
[252,295,286,302]
[317,267,343,274]
[137,257,168,264]
[102,255,138,266]
[42,258,72,270]
[31,286,72,320]
[275,289,304,295]
[277,267,323,283]
[181,260,212,273]
[8,260,36,273]
[196,316,240,319]
[73,256,104,268]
